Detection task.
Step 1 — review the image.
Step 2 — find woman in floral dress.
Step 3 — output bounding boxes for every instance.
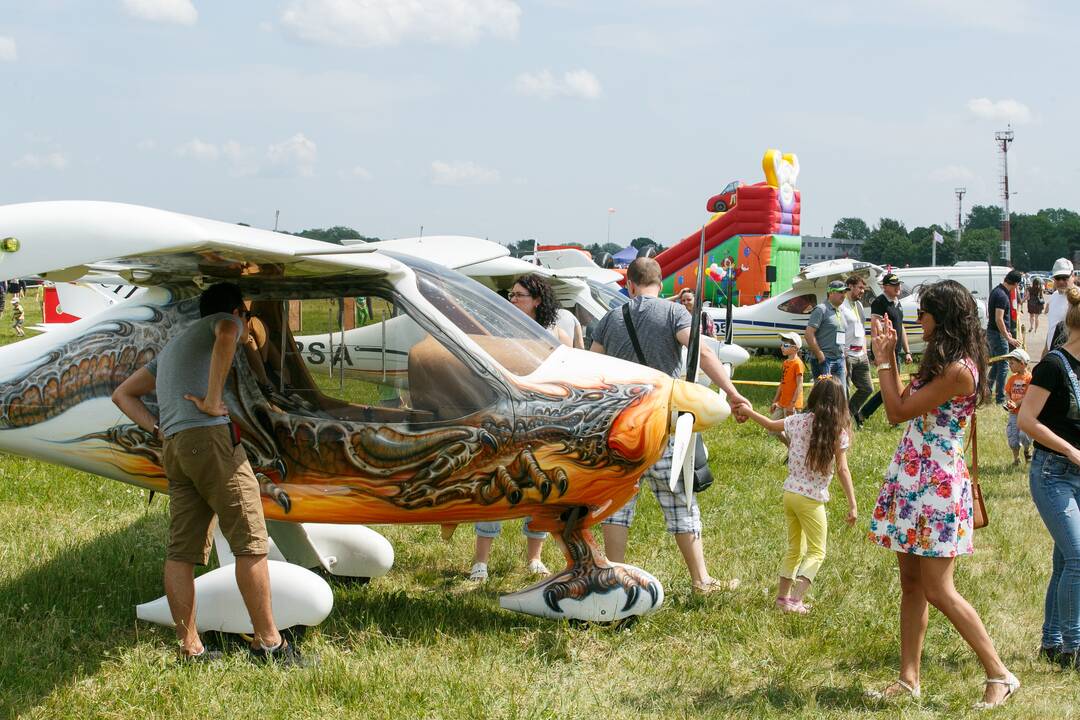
[867,280,1019,709]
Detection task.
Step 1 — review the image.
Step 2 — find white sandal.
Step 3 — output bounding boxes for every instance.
[972,671,1020,710]
[866,679,921,700]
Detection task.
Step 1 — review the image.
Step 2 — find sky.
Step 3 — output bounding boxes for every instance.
[0,0,1075,248]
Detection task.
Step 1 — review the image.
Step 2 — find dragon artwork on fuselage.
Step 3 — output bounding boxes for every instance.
[0,201,730,622]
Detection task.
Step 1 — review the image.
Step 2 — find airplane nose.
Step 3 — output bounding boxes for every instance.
[670,380,730,431]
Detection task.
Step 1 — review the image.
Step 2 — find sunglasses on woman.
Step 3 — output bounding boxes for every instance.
[507,292,532,300]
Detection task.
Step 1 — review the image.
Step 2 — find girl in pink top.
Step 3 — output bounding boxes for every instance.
[737,376,858,613]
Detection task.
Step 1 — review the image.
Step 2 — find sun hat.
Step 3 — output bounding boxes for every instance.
[827,280,846,293]
[1052,258,1074,278]
[1005,347,1030,364]
[778,331,802,349]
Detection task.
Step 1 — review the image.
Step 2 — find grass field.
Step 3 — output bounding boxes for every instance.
[1,296,1077,718]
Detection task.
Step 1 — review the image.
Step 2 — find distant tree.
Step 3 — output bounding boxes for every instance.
[831,217,871,242]
[860,218,910,266]
[630,237,657,254]
[294,226,378,245]
[965,205,1003,232]
[907,223,954,266]
[955,227,1000,262]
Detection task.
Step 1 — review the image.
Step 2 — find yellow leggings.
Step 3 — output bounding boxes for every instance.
[780,491,827,582]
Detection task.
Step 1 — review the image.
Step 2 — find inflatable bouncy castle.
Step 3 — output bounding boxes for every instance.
[656,149,803,306]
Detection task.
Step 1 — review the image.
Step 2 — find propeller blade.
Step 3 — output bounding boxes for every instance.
[683,432,697,512]
[668,412,695,492]
[686,224,707,382]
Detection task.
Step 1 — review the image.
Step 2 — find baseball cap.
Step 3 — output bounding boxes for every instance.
[880,272,901,286]
[827,280,847,293]
[1006,347,1030,364]
[1004,269,1024,285]
[778,331,802,349]
[1052,258,1074,278]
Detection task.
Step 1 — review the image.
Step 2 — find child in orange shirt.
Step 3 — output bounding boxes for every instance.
[1004,347,1033,465]
[771,331,805,445]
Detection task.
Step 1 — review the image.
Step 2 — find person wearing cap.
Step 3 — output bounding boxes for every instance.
[860,272,912,422]
[805,280,849,388]
[988,269,1024,405]
[843,275,873,426]
[1004,347,1033,465]
[769,331,805,443]
[1046,258,1075,353]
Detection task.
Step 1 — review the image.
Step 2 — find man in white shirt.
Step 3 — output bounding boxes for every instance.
[1046,258,1075,353]
[843,275,873,426]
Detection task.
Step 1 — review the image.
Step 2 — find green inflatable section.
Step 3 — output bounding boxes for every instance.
[661,234,803,306]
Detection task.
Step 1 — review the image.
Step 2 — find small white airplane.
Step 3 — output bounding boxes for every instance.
[0,200,731,631]
[704,259,973,352]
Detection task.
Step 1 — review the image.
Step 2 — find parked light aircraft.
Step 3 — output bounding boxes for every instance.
[0,201,732,629]
[704,259,986,352]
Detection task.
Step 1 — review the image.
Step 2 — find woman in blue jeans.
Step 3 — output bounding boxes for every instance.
[1019,285,1080,668]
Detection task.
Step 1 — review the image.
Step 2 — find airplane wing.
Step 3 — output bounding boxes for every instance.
[0,201,399,284]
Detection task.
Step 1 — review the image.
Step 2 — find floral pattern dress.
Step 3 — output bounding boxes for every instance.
[868,358,977,557]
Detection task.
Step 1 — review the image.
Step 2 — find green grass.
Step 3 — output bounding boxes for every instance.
[1,329,1078,717]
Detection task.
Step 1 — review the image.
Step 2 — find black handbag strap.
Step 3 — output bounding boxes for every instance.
[622,302,648,366]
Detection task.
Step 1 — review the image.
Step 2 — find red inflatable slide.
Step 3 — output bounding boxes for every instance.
[653,183,801,282]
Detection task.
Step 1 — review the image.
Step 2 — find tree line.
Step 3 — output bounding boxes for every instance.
[834,206,1080,271]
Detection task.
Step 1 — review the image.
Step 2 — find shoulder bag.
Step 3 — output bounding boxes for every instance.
[622,303,714,493]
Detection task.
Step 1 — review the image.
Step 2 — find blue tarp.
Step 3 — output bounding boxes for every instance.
[613,246,638,264]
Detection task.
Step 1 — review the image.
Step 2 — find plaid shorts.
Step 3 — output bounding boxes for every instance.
[602,443,702,537]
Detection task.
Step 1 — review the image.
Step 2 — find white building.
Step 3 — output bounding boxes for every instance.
[799,235,863,265]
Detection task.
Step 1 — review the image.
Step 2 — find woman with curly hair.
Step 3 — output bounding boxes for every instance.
[467,274,569,582]
[867,280,1018,709]
[506,274,571,346]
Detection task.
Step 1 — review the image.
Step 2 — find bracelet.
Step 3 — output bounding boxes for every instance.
[876,362,892,371]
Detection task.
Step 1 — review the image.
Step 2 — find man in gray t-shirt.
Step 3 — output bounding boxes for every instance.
[591,257,747,594]
[112,282,293,664]
[805,279,848,388]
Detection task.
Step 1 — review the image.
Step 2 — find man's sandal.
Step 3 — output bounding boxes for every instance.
[866,679,921,701]
[972,672,1020,710]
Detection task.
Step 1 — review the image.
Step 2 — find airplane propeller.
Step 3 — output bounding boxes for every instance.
[669,224,709,511]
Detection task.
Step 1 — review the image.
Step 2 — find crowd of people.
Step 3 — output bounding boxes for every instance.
[100,254,1080,709]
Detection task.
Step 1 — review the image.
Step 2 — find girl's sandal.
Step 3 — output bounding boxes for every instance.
[972,672,1020,710]
[866,679,921,701]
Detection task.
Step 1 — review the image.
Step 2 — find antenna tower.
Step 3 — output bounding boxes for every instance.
[995,127,1014,263]
[955,187,966,245]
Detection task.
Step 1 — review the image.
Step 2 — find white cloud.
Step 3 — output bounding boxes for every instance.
[12,152,68,170]
[928,165,975,183]
[514,69,602,101]
[339,165,372,181]
[967,97,1032,124]
[431,160,500,186]
[121,0,198,26]
[175,138,219,162]
[280,0,520,48]
[174,134,317,177]
[0,36,17,62]
[266,133,317,177]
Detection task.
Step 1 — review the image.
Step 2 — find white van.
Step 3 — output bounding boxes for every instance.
[894,263,1010,300]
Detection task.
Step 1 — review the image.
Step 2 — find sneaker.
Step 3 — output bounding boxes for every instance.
[526,559,550,576]
[468,562,489,582]
[1055,649,1079,670]
[249,638,305,667]
[1024,447,1033,462]
[1039,645,1063,663]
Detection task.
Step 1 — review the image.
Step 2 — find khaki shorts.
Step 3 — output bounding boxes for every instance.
[162,424,268,564]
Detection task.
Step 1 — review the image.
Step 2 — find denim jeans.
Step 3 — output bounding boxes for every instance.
[811,355,846,392]
[1029,448,1080,651]
[987,328,1009,404]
